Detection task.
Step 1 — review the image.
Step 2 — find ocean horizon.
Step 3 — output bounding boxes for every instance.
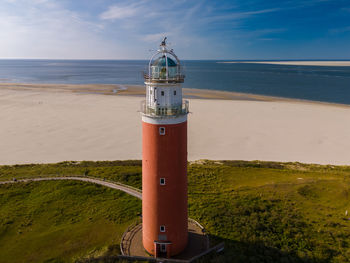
[1,59,350,105]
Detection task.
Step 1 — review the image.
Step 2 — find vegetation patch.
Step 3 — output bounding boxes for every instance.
[0,180,141,263]
[187,161,350,262]
[0,160,142,189]
[2,160,350,262]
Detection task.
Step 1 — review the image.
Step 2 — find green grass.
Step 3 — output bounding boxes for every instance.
[0,160,142,188]
[0,180,141,263]
[188,161,350,262]
[2,160,350,262]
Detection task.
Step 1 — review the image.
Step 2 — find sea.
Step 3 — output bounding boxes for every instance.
[0,59,350,105]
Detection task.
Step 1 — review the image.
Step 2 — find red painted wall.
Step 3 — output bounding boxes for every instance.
[142,120,188,256]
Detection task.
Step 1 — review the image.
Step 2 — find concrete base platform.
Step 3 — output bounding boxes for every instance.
[121,219,209,260]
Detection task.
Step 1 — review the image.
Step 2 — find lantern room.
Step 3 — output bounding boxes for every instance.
[151,56,177,79]
[145,37,184,83]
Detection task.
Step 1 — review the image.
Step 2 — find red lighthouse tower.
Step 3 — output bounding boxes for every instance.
[141,38,189,258]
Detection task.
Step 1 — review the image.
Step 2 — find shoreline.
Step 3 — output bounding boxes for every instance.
[0,82,349,109]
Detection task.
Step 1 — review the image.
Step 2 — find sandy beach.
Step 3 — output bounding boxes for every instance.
[219,61,350,66]
[0,83,282,101]
[1,84,350,165]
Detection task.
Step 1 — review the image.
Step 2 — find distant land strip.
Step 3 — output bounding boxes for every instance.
[0,176,142,199]
[218,61,350,66]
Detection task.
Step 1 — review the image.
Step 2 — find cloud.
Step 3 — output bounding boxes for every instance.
[0,0,122,59]
[142,33,169,43]
[100,4,139,20]
[235,28,287,38]
[244,8,282,16]
[1,0,347,60]
[96,1,287,59]
[203,7,281,23]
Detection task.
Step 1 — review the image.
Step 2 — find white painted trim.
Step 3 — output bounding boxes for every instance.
[142,114,187,125]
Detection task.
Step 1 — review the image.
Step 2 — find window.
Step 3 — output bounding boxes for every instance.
[160,178,165,185]
[161,91,164,96]
[174,90,176,95]
[160,225,166,232]
[159,127,165,135]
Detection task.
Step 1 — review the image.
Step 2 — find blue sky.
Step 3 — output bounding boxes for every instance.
[0,0,349,59]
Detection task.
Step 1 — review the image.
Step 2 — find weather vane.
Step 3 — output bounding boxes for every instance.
[161,36,167,46]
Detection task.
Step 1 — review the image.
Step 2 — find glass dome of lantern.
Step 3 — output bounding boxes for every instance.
[145,37,184,83]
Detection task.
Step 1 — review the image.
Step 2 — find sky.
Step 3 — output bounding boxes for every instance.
[0,0,349,60]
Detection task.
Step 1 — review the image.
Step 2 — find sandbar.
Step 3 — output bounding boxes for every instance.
[219,61,350,66]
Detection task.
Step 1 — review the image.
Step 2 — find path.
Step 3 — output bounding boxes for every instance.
[0,176,142,199]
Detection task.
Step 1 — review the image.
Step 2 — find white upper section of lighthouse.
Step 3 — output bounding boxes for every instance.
[141,37,189,122]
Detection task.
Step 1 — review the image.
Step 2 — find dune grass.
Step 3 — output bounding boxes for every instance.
[1,160,350,262]
[0,180,141,263]
[0,161,142,189]
[188,161,350,262]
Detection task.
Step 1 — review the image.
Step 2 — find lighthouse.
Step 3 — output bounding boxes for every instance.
[141,38,189,258]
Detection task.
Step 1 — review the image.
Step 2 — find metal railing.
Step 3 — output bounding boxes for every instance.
[143,73,185,83]
[140,100,189,118]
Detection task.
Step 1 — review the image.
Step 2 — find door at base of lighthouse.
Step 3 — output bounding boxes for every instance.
[160,244,166,253]
[155,242,170,258]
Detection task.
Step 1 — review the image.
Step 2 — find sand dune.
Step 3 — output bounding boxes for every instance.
[0,87,350,165]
